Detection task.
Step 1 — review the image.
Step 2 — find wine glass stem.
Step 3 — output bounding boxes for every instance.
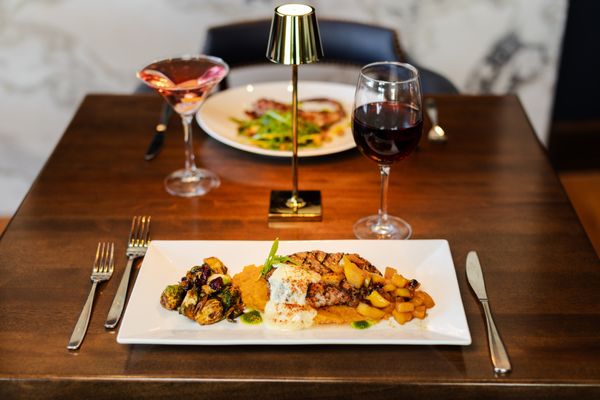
[181,115,198,173]
[377,164,391,227]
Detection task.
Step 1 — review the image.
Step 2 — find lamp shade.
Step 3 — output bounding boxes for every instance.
[266,3,323,65]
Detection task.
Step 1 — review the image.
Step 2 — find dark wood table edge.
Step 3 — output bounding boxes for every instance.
[2,377,599,400]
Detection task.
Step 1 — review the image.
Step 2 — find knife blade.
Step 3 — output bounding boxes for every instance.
[466,251,512,374]
[144,102,172,161]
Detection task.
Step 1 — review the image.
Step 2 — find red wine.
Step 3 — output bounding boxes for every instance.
[352,101,423,164]
[138,58,227,115]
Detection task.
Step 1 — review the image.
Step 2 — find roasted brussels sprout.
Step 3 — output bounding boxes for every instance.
[216,285,238,308]
[217,286,244,322]
[194,298,224,325]
[179,288,200,319]
[207,274,232,292]
[162,257,241,325]
[160,284,185,310]
[204,257,228,275]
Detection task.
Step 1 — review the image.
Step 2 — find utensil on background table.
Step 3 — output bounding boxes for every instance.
[466,251,512,374]
[425,98,447,143]
[144,102,172,161]
[67,242,114,350]
[105,216,150,329]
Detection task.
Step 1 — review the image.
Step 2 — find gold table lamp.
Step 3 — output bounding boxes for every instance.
[266,3,324,222]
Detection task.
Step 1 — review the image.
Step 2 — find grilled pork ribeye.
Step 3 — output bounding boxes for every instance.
[277,251,381,308]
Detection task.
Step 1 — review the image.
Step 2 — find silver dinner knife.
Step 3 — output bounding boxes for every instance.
[466,251,512,374]
[144,102,172,161]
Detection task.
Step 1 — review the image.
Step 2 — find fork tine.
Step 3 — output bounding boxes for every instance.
[128,216,138,246]
[93,242,103,273]
[100,242,108,273]
[101,242,109,273]
[142,216,151,246]
[108,242,115,273]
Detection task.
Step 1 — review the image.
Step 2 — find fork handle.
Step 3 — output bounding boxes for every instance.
[105,256,134,329]
[67,281,98,350]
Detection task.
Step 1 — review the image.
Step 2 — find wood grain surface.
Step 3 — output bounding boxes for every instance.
[0,94,598,399]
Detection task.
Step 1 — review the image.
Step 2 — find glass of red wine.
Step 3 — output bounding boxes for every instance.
[137,55,229,197]
[352,62,423,239]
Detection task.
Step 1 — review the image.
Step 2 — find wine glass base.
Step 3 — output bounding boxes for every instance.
[353,215,412,240]
[164,168,220,197]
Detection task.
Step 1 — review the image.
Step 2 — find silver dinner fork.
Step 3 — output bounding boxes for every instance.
[67,242,115,350]
[105,216,151,329]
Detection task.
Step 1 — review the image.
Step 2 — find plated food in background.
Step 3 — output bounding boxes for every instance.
[160,240,435,330]
[196,81,357,157]
[231,98,347,151]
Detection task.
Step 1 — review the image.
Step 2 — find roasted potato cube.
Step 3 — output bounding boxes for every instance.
[410,296,424,307]
[343,256,366,289]
[391,273,409,288]
[371,274,385,284]
[160,284,185,310]
[392,310,413,325]
[394,288,412,298]
[395,302,415,313]
[382,283,397,292]
[366,291,391,308]
[384,267,397,279]
[415,290,435,308]
[412,308,427,319]
[356,302,386,320]
[204,257,227,274]
[322,273,344,286]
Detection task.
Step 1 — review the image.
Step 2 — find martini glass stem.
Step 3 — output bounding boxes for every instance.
[181,114,198,173]
[377,164,391,227]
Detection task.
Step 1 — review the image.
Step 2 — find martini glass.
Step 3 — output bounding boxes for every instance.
[352,62,423,239]
[137,55,229,197]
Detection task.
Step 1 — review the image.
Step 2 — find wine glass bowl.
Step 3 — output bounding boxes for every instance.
[137,55,229,197]
[352,62,423,239]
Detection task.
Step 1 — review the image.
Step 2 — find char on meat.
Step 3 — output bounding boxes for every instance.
[281,251,380,308]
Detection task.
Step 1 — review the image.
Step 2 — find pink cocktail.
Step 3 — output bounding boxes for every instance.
[138,55,229,197]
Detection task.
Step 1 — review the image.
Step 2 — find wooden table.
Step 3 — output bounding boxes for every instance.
[1,94,598,399]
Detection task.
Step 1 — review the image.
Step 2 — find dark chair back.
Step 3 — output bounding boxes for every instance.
[203,19,458,94]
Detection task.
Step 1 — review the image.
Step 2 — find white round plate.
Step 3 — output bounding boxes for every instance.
[196,81,356,157]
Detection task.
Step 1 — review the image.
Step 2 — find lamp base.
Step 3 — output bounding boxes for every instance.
[268,190,322,222]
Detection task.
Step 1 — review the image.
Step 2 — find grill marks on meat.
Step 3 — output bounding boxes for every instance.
[284,251,381,308]
[305,280,365,308]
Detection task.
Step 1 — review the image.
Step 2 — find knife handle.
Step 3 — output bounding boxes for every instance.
[481,300,512,374]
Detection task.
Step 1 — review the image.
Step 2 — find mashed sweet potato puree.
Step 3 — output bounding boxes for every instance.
[232,265,268,312]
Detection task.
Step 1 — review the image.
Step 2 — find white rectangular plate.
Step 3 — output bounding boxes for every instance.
[117,240,471,345]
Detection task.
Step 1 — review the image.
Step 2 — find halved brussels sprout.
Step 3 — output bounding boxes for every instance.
[160,284,185,310]
[179,288,200,319]
[194,298,224,325]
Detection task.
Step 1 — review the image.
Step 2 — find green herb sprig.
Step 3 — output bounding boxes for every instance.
[260,238,297,277]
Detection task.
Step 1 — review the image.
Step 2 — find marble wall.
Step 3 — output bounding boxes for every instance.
[0,0,567,215]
